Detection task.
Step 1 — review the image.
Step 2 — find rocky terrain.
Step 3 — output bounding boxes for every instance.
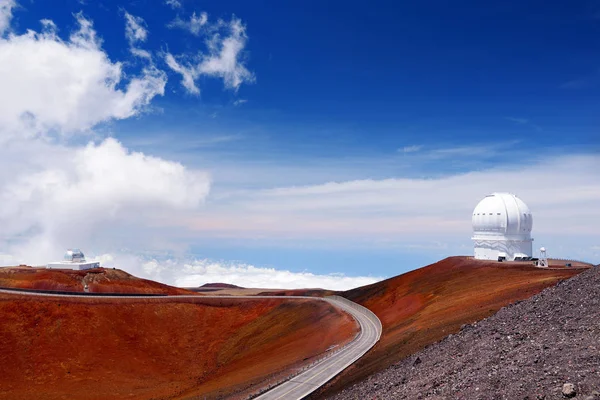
[313,257,585,397]
[331,264,599,400]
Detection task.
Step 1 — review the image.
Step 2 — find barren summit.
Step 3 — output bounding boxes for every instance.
[331,263,600,399]
[0,266,194,295]
[0,269,357,400]
[313,256,588,397]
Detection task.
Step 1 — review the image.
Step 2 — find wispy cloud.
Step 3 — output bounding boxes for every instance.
[420,141,520,159]
[124,11,151,59]
[168,11,208,36]
[399,145,422,153]
[124,11,147,43]
[506,116,542,132]
[165,13,255,94]
[0,0,15,35]
[165,53,199,94]
[175,153,600,263]
[164,0,181,9]
[233,98,247,106]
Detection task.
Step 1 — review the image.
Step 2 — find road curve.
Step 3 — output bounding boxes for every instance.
[254,295,382,400]
[0,288,382,400]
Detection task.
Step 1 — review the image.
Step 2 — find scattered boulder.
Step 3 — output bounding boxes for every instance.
[562,383,576,398]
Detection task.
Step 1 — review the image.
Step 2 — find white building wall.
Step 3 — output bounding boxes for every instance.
[473,238,533,261]
[47,261,100,270]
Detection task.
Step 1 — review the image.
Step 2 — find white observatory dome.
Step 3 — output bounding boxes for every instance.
[472,193,534,261]
[64,248,86,263]
[472,193,533,236]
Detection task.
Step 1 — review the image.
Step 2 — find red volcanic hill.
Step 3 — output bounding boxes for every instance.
[331,263,600,399]
[0,289,356,400]
[0,266,193,295]
[314,256,588,397]
[200,282,243,289]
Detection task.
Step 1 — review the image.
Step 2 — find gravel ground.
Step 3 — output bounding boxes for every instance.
[331,266,600,400]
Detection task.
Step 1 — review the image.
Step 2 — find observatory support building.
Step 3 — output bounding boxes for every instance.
[47,249,100,270]
[472,193,533,261]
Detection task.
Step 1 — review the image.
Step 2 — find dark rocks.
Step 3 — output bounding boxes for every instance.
[331,266,600,400]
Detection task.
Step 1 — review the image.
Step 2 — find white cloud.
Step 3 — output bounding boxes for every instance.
[168,11,208,36]
[0,9,212,273]
[124,11,152,60]
[198,16,255,90]
[233,98,247,106]
[165,53,199,94]
[0,0,15,35]
[426,141,520,158]
[124,11,147,44]
[178,153,600,262]
[400,145,422,153]
[0,12,166,139]
[165,13,255,94]
[110,257,381,291]
[0,138,210,265]
[164,0,181,9]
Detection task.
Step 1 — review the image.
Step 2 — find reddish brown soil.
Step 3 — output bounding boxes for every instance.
[0,266,194,295]
[0,294,357,400]
[255,288,335,297]
[314,256,587,397]
[200,282,242,289]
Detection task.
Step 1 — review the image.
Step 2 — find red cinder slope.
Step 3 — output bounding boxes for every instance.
[0,266,194,295]
[0,295,357,400]
[316,256,587,396]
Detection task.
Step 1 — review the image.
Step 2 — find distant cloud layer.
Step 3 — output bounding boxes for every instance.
[181,153,600,263]
[136,257,381,290]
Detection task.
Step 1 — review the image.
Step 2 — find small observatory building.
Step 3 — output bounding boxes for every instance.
[472,193,534,261]
[47,249,100,270]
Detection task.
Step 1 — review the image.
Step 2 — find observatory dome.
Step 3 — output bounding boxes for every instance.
[472,193,533,236]
[64,249,86,263]
[48,248,99,270]
[472,193,534,261]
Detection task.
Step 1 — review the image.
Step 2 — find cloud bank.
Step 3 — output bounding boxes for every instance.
[130,257,382,290]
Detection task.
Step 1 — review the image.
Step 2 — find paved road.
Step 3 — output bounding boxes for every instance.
[254,295,382,400]
[0,288,382,400]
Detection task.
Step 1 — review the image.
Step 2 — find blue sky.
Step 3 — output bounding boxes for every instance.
[0,0,598,288]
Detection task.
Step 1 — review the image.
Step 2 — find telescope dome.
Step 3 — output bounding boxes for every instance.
[472,193,533,236]
[64,249,86,263]
[471,193,534,261]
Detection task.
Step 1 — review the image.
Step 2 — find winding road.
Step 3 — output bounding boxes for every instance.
[0,288,382,400]
[255,295,382,400]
